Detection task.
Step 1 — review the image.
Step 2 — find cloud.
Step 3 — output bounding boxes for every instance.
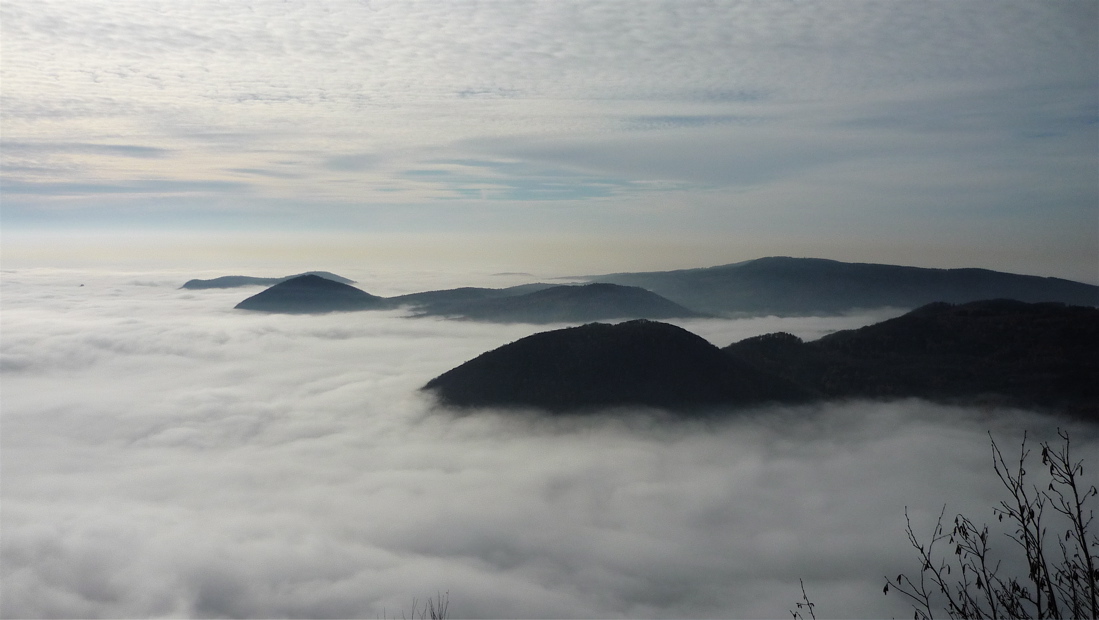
[227,168,303,179]
[0,179,251,196]
[4,1,1093,165]
[1,142,172,159]
[400,159,646,201]
[323,154,380,172]
[5,1,1091,111]
[0,1,1094,283]
[471,79,1098,191]
[3,268,1093,618]
[623,115,764,131]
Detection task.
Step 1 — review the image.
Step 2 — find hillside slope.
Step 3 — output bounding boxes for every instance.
[586,257,1098,316]
[182,271,353,289]
[414,283,706,323]
[234,274,384,313]
[425,301,1097,418]
[423,319,810,412]
[724,299,1098,416]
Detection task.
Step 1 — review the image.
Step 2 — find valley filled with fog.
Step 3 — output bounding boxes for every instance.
[2,268,1093,618]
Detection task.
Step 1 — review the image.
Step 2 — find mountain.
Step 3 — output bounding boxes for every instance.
[584,257,1098,316]
[723,299,1099,417]
[234,274,384,313]
[399,283,706,323]
[424,301,1098,418]
[225,258,1097,324]
[182,271,354,289]
[422,319,811,412]
[385,283,558,315]
[231,278,698,322]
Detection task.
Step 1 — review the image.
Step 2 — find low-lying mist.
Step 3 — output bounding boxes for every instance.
[2,269,1092,618]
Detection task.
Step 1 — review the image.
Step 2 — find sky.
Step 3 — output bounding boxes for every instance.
[4,268,1096,618]
[2,0,1097,282]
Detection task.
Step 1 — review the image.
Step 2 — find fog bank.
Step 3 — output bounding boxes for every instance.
[2,269,1091,618]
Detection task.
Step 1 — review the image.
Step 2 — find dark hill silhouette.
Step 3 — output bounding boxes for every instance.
[405,283,705,323]
[234,275,383,313]
[385,283,557,315]
[724,300,1099,417]
[422,319,811,412]
[182,271,354,289]
[424,301,1097,417]
[233,279,697,322]
[230,278,699,322]
[585,257,1097,316]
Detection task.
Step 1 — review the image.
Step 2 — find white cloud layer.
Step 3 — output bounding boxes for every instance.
[3,268,1093,618]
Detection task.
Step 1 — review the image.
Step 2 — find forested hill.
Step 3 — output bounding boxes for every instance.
[234,274,384,313]
[425,301,1098,418]
[724,299,1098,417]
[423,320,810,412]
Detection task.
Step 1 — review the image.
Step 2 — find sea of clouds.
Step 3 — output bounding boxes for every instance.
[2,268,1094,618]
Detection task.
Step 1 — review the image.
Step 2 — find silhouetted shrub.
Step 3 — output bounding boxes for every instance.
[886,430,1097,619]
[795,430,1096,619]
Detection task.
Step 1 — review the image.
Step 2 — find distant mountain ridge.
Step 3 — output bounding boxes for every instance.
[400,283,705,323]
[221,257,1097,321]
[584,257,1097,316]
[386,283,559,316]
[182,271,354,289]
[234,275,383,313]
[234,276,702,322]
[424,301,1099,418]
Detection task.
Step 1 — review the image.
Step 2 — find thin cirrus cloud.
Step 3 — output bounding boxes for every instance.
[403,159,646,201]
[227,167,303,180]
[1,179,250,196]
[323,154,381,173]
[622,115,765,131]
[2,269,1092,618]
[1,142,172,159]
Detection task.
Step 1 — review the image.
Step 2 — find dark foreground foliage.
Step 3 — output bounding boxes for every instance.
[405,592,449,620]
[796,430,1096,619]
[885,430,1097,619]
[385,592,449,620]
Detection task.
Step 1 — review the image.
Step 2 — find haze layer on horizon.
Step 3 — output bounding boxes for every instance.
[2,1,1097,283]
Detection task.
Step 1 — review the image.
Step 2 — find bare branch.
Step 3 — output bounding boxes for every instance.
[882,431,1096,620]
